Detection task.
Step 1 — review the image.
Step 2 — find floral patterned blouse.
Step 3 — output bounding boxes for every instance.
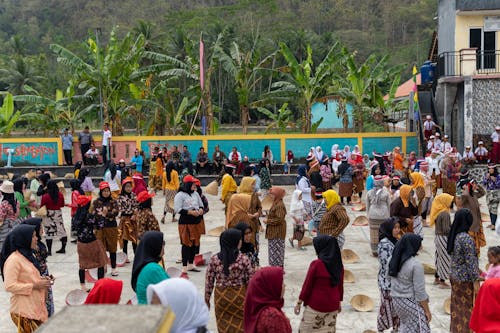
[259,167,271,190]
[377,237,395,291]
[205,253,254,305]
[483,173,500,190]
[117,193,139,216]
[136,208,160,240]
[76,209,98,243]
[92,198,119,228]
[0,200,19,223]
[450,232,479,282]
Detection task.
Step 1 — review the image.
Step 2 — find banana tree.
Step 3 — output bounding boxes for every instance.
[0,93,39,137]
[256,103,296,133]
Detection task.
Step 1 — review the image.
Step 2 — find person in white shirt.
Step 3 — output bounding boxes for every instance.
[434,132,442,151]
[474,141,488,163]
[427,135,436,152]
[228,147,242,175]
[85,143,100,166]
[441,135,452,152]
[492,126,500,164]
[101,123,112,165]
[425,149,443,196]
[423,115,441,140]
[461,146,475,166]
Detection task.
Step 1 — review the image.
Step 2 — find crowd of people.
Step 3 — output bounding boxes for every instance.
[1,128,500,332]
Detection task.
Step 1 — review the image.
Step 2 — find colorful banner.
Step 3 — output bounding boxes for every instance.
[0,142,59,165]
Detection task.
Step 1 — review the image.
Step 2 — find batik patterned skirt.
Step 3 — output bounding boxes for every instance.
[214,285,246,333]
[369,218,384,254]
[434,235,450,280]
[338,182,353,198]
[77,239,108,270]
[42,209,66,240]
[163,189,177,215]
[377,290,399,332]
[268,238,285,267]
[10,313,43,333]
[392,297,430,333]
[413,216,424,238]
[299,306,338,333]
[450,280,475,333]
[118,215,137,245]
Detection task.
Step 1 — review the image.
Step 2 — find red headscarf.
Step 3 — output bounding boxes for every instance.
[470,278,500,333]
[244,267,285,333]
[84,278,123,304]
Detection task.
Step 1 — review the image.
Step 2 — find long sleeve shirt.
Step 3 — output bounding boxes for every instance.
[390,257,428,302]
[162,170,180,191]
[366,188,391,220]
[40,193,65,210]
[450,232,479,282]
[299,259,344,312]
[318,204,350,237]
[377,238,395,290]
[221,174,237,201]
[265,200,287,240]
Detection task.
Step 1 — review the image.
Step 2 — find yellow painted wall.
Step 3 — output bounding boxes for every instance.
[455,15,500,51]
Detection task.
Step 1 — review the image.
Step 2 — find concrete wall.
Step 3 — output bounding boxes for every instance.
[311,99,353,130]
[472,78,500,135]
[438,0,456,54]
[455,15,500,53]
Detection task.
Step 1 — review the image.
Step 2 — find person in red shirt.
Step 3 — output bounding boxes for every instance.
[295,235,344,332]
[40,180,66,255]
[244,266,292,333]
[470,278,500,333]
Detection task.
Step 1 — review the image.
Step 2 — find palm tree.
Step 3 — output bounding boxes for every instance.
[256,103,296,133]
[0,93,39,137]
[0,57,44,95]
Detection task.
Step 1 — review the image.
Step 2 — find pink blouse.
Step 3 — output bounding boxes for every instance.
[486,264,500,280]
[0,200,20,223]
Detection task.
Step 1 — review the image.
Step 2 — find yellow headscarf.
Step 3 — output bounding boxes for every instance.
[238,177,255,195]
[322,189,341,210]
[399,185,412,208]
[429,193,454,227]
[410,172,424,189]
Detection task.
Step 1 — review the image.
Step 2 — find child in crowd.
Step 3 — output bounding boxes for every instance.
[136,191,160,240]
[289,190,306,250]
[481,246,500,280]
[68,179,84,243]
[284,150,294,174]
[310,188,326,236]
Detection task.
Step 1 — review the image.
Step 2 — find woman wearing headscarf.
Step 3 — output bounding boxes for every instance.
[244,266,292,333]
[429,193,454,289]
[0,181,21,252]
[263,187,287,267]
[447,208,479,333]
[337,157,353,205]
[84,278,123,304]
[288,189,306,250]
[92,181,120,276]
[259,159,272,197]
[136,191,159,240]
[117,177,139,257]
[21,218,54,317]
[175,175,204,277]
[458,181,486,256]
[390,184,418,234]
[234,222,258,267]
[74,194,107,292]
[377,218,400,333]
[389,234,430,332]
[103,161,122,199]
[221,164,238,213]
[131,230,169,304]
[318,190,349,250]
[132,173,147,195]
[147,278,210,333]
[13,178,31,219]
[240,177,262,248]
[36,173,50,200]
[320,155,333,190]
[226,177,259,229]
[78,168,95,195]
[469,278,500,333]
[40,180,66,255]
[295,235,344,333]
[161,161,180,224]
[205,229,253,333]
[296,165,313,231]
[483,164,500,230]
[366,175,391,256]
[410,172,426,237]
[1,224,52,332]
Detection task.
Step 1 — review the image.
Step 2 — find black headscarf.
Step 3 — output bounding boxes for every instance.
[218,229,242,276]
[108,162,117,180]
[447,208,473,255]
[180,181,194,194]
[23,218,47,258]
[388,234,422,277]
[165,161,175,183]
[70,179,83,194]
[0,224,39,280]
[78,168,90,182]
[1,192,17,214]
[13,178,25,193]
[337,160,349,176]
[379,217,399,244]
[296,165,308,185]
[313,235,343,286]
[131,231,164,291]
[47,180,60,202]
[74,161,82,172]
[39,173,51,187]
[233,222,254,255]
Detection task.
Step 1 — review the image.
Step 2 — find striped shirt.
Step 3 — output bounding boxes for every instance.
[265,200,287,240]
[319,204,350,237]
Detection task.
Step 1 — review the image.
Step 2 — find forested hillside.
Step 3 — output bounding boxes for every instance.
[0,0,437,135]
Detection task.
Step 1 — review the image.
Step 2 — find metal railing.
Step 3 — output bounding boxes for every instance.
[437,50,500,78]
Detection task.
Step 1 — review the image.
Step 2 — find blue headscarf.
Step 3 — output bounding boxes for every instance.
[296,165,308,185]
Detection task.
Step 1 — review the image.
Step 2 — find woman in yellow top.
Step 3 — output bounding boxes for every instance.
[226,177,261,231]
[221,164,238,213]
[410,171,426,237]
[161,161,180,224]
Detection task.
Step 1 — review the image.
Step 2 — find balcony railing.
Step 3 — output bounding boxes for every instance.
[437,49,500,78]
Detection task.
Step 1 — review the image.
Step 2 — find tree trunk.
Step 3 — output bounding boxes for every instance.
[241,105,249,134]
[303,105,311,133]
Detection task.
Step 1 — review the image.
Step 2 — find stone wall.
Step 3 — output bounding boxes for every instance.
[472,78,500,135]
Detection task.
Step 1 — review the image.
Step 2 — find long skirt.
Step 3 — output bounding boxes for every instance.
[322,180,331,191]
[118,216,137,246]
[95,227,118,253]
[434,235,450,280]
[10,313,43,333]
[469,226,486,257]
[338,182,353,198]
[392,297,430,333]
[352,178,364,194]
[450,280,475,333]
[268,238,285,267]
[77,239,108,270]
[442,177,456,197]
[377,290,399,332]
[214,285,246,333]
[413,216,424,238]
[299,306,338,333]
[163,189,177,215]
[369,218,385,254]
[42,209,66,240]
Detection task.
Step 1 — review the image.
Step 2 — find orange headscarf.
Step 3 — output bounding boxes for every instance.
[269,187,286,202]
[410,172,425,189]
[429,193,454,227]
[399,185,412,208]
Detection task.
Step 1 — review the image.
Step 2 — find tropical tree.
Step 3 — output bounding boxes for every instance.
[256,103,296,133]
[0,57,45,95]
[0,93,39,137]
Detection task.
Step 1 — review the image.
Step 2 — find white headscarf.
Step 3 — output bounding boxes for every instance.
[290,189,304,213]
[147,278,209,333]
[331,144,339,157]
[315,146,324,161]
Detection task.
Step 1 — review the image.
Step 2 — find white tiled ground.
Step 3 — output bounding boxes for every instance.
[0,186,497,332]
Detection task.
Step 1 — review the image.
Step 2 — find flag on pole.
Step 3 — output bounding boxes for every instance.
[199,37,205,91]
[412,65,418,104]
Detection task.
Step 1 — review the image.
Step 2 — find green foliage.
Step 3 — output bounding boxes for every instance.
[256,103,296,133]
[0,93,38,137]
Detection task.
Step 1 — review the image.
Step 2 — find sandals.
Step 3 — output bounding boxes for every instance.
[288,238,294,248]
[111,270,119,277]
[188,267,201,272]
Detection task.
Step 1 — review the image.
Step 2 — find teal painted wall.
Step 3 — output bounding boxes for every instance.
[141,140,203,157]
[362,137,402,155]
[286,138,358,158]
[0,142,58,165]
[406,136,419,154]
[311,99,354,129]
[207,139,281,162]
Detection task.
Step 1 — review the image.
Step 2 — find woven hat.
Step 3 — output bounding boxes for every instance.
[106,252,127,267]
[344,269,355,283]
[194,251,213,267]
[481,212,491,222]
[341,249,360,263]
[422,263,436,275]
[137,191,155,203]
[352,216,368,226]
[35,206,47,217]
[350,294,374,312]
[261,194,275,211]
[207,226,225,237]
[0,180,14,194]
[444,297,451,314]
[7,172,14,180]
[166,266,182,278]
[65,289,88,306]
[64,173,75,179]
[301,236,313,246]
[204,180,218,196]
[57,181,66,194]
[85,268,99,283]
[23,190,32,201]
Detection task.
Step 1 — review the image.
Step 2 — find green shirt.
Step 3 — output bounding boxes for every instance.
[14,191,30,218]
[136,262,169,304]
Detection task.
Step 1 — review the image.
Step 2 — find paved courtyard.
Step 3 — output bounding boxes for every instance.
[0,185,497,332]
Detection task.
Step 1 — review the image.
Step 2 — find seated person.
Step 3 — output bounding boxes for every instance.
[461,145,476,165]
[85,143,100,165]
[475,141,489,163]
[196,147,210,174]
[228,147,242,175]
[212,145,227,175]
